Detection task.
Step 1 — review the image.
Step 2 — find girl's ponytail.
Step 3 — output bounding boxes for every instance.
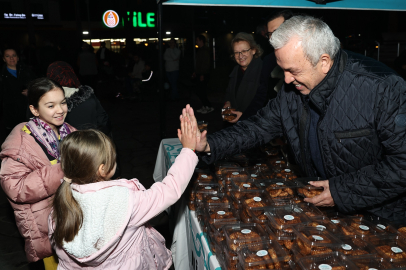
[52,181,83,248]
[51,129,116,247]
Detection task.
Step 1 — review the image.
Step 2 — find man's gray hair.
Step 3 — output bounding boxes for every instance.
[269,15,340,66]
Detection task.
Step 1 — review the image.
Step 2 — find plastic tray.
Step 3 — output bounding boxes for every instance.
[194,182,221,201]
[229,190,265,210]
[265,204,313,231]
[340,217,384,237]
[349,254,393,270]
[245,206,278,228]
[256,179,301,200]
[295,178,324,198]
[306,216,340,233]
[336,235,377,256]
[223,168,251,185]
[326,212,348,226]
[368,234,406,262]
[293,203,325,220]
[195,169,216,183]
[203,193,232,208]
[267,168,298,181]
[215,161,240,177]
[205,206,240,228]
[264,224,296,252]
[223,223,268,252]
[292,226,343,257]
[253,162,270,172]
[240,191,274,212]
[297,251,358,270]
[267,157,287,170]
[237,240,290,270]
[230,179,261,194]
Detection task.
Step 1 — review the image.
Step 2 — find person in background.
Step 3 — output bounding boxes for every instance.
[125,53,145,97]
[164,38,181,101]
[0,48,36,139]
[182,15,406,223]
[78,42,98,87]
[96,41,111,66]
[223,32,263,124]
[49,118,198,269]
[254,23,273,58]
[96,41,113,81]
[38,40,57,76]
[0,78,76,269]
[47,61,111,135]
[194,35,214,114]
[241,9,294,121]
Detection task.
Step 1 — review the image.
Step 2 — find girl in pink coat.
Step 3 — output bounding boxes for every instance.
[0,78,75,268]
[49,119,198,269]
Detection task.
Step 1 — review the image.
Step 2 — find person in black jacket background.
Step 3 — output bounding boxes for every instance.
[223,32,263,123]
[0,48,36,139]
[47,61,111,135]
[181,15,406,223]
[241,10,294,121]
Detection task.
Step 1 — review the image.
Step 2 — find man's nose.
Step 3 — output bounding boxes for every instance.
[284,73,295,84]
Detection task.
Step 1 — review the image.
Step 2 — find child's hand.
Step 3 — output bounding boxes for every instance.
[178,115,197,151]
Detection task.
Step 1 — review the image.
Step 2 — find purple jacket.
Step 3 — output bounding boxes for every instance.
[48,148,198,269]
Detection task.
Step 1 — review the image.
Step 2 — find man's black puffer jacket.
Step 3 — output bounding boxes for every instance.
[204,50,406,222]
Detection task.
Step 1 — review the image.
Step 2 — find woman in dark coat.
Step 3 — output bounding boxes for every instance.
[0,48,36,136]
[224,33,263,123]
[47,61,111,135]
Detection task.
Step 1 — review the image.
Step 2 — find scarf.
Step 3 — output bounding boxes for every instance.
[25,117,71,161]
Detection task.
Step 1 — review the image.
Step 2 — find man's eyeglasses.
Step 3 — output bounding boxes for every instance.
[266,31,275,39]
[233,48,251,57]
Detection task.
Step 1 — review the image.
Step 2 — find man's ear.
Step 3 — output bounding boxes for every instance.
[29,105,39,117]
[320,53,333,74]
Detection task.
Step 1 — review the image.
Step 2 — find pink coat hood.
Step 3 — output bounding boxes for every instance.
[49,148,198,269]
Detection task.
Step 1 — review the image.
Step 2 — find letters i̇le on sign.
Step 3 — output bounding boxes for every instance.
[103,10,119,28]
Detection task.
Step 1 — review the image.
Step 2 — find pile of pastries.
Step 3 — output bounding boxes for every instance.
[184,144,406,270]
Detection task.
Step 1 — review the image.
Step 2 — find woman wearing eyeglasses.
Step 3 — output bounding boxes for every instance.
[223,32,263,123]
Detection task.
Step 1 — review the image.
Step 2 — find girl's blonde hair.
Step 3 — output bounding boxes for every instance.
[52,129,116,247]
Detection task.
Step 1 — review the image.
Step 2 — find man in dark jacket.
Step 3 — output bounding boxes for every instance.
[181,15,406,222]
[241,9,293,121]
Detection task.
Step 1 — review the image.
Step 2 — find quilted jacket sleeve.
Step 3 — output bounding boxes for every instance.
[203,91,284,164]
[128,148,198,226]
[330,75,406,213]
[0,157,64,204]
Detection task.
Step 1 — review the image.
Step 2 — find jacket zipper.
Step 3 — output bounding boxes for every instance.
[334,128,372,143]
[316,114,329,179]
[300,101,314,177]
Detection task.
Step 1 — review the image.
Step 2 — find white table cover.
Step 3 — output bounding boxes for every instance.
[152,138,221,270]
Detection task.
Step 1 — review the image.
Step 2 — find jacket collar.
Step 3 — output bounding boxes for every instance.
[2,63,22,77]
[308,49,347,113]
[229,57,262,78]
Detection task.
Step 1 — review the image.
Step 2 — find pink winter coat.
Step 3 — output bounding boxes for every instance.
[0,122,76,262]
[48,148,198,269]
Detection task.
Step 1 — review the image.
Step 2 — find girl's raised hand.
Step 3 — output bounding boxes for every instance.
[178,115,197,151]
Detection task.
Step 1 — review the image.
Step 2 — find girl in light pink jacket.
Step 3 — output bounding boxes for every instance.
[48,119,198,269]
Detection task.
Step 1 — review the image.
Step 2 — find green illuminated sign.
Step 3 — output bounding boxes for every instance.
[127,12,155,28]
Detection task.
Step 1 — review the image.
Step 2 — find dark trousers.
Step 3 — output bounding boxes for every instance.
[196,73,212,107]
